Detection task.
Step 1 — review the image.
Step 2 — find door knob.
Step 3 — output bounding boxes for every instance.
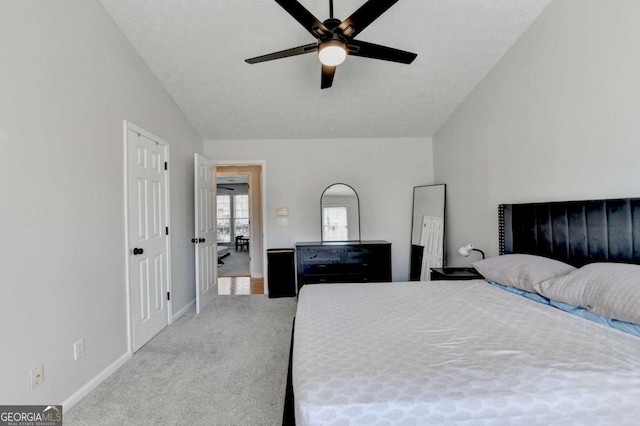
[191,238,196,243]
[133,248,144,255]
[199,238,205,243]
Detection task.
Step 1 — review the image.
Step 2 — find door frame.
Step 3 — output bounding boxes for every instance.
[123,121,173,354]
[213,160,269,293]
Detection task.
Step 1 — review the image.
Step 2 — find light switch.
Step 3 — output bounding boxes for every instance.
[276,207,289,216]
[277,217,289,227]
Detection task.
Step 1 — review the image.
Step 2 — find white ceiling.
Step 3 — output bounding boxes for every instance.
[99,0,550,140]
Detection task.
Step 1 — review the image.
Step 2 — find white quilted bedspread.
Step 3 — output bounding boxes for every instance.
[293,281,640,426]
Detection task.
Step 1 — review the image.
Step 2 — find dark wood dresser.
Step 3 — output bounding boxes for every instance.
[295,241,392,291]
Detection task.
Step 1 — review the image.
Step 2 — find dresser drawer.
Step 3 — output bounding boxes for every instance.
[304,273,385,284]
[299,248,343,263]
[302,263,343,275]
[302,274,345,284]
[344,248,377,263]
[344,262,376,273]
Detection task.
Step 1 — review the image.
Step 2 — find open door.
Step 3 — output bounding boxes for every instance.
[194,154,218,313]
[419,215,444,281]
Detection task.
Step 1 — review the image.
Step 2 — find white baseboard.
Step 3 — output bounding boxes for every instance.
[172,298,195,321]
[251,274,264,278]
[62,352,131,413]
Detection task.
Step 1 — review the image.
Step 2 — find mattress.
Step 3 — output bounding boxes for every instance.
[217,245,230,257]
[293,281,640,425]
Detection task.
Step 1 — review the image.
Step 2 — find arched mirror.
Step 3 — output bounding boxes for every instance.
[409,184,446,281]
[321,183,361,242]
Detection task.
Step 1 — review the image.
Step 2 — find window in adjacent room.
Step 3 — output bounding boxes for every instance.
[322,206,348,241]
[217,195,231,243]
[234,195,249,238]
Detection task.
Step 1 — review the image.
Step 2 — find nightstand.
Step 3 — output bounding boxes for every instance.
[430,267,483,281]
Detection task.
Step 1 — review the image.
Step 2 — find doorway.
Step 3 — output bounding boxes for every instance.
[215,164,265,295]
[216,175,250,277]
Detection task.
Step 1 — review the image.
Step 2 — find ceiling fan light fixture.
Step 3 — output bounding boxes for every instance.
[318,40,347,66]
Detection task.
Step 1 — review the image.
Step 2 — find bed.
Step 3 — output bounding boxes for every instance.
[287,197,640,425]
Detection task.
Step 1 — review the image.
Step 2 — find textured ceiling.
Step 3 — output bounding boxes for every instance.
[99,0,550,140]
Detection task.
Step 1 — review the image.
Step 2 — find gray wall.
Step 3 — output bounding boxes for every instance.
[434,0,640,265]
[0,0,202,405]
[204,137,434,281]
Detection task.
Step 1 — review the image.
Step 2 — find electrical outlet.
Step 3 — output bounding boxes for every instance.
[30,363,44,389]
[74,339,85,360]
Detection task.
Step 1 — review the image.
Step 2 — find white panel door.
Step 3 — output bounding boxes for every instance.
[128,130,169,352]
[194,154,217,313]
[420,215,444,281]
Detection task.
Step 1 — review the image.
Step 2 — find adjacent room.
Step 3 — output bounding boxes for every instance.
[2,0,640,425]
[216,177,250,273]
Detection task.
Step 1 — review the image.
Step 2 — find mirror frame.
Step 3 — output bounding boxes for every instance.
[320,183,361,243]
[409,184,446,280]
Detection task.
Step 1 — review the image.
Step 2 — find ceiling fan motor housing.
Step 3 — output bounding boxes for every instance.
[317,18,352,39]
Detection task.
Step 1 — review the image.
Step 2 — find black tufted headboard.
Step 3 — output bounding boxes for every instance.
[499,198,640,267]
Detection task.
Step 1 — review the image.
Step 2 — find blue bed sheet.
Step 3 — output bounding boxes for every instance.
[485,280,551,305]
[485,279,640,338]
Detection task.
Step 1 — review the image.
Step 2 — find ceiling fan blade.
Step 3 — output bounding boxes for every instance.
[338,0,399,38]
[321,65,336,89]
[245,43,317,64]
[347,40,417,64]
[275,0,330,38]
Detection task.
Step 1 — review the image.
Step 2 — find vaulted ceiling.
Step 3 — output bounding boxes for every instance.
[99,0,550,140]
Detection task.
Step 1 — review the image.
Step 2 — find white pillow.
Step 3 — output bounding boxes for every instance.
[472,254,576,293]
[538,263,640,325]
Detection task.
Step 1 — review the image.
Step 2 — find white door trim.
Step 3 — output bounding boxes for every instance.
[213,160,268,293]
[123,121,173,354]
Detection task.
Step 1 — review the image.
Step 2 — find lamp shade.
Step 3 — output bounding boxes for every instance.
[318,40,347,66]
[458,244,474,257]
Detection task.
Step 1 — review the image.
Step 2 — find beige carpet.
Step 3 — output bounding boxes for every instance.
[65,294,297,426]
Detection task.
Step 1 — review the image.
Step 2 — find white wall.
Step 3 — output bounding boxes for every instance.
[434,0,640,265]
[204,138,434,281]
[0,0,202,406]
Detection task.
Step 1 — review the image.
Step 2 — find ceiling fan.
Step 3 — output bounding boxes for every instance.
[245,0,417,89]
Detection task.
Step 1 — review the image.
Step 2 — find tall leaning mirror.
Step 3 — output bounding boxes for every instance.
[321,183,361,242]
[409,184,446,281]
